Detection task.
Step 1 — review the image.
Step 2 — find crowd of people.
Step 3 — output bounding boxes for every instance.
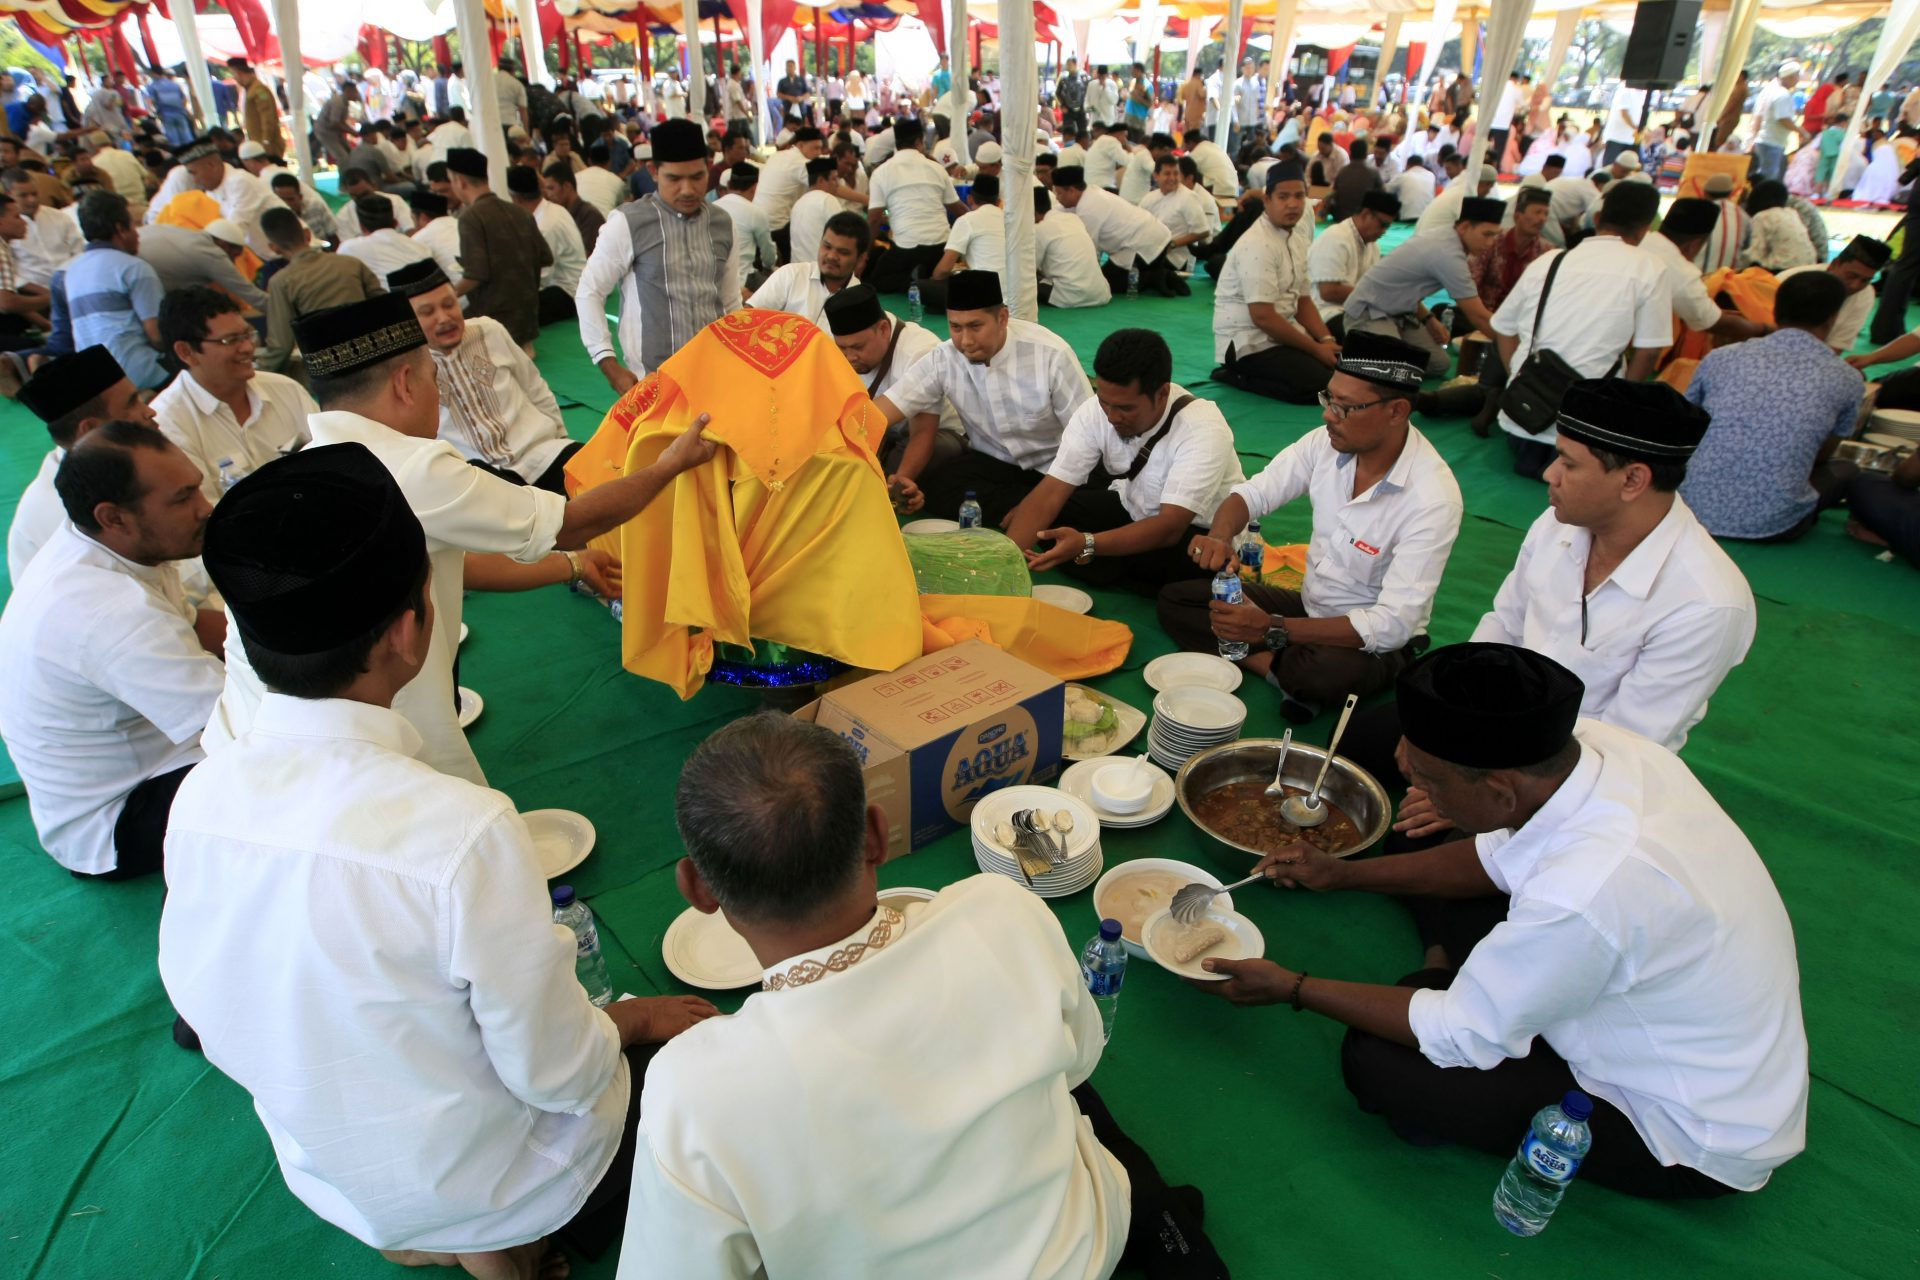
[0,34,1911,1280]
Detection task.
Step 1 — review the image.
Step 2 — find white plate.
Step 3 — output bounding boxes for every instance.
[457,687,483,728]
[878,886,937,913]
[1863,432,1916,451]
[1062,686,1147,761]
[902,517,961,534]
[1152,686,1248,733]
[1143,652,1244,693]
[662,907,764,989]
[969,786,1101,860]
[460,622,470,645]
[1141,906,1266,980]
[975,846,1104,898]
[1033,583,1094,614]
[1092,858,1233,959]
[524,808,596,878]
[1058,757,1176,827]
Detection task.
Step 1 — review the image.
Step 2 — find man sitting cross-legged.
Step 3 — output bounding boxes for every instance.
[161,444,718,1280]
[620,712,1226,1279]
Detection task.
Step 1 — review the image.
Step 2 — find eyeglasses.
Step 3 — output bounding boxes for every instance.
[201,331,257,349]
[1316,390,1389,421]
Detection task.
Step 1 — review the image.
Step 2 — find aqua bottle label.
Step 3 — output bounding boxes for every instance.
[1521,1134,1581,1183]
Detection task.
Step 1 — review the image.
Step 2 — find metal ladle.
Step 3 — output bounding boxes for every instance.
[1280,694,1360,828]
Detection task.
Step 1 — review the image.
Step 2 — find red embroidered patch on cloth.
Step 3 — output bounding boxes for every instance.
[711,309,816,379]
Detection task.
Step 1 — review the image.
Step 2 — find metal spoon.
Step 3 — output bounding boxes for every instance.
[1280,694,1360,828]
[1170,869,1268,925]
[1052,809,1076,858]
[1263,728,1295,797]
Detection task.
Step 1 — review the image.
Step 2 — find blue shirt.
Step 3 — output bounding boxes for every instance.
[148,78,188,117]
[1681,327,1863,539]
[67,243,167,389]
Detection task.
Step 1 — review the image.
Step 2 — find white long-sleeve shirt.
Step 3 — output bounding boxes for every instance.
[160,693,627,1252]
[621,875,1128,1279]
[1472,502,1754,752]
[1232,426,1462,653]
[530,197,587,294]
[882,319,1091,472]
[1409,720,1808,1192]
[431,315,574,482]
[575,200,738,376]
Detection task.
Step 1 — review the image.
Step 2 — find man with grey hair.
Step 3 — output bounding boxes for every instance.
[624,712,1227,1278]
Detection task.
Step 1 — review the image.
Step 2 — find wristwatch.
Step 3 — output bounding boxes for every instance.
[1076,532,1097,564]
[1264,616,1291,651]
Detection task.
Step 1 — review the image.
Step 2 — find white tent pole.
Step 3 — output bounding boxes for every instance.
[1410,0,1455,104]
[745,0,767,148]
[1268,0,1298,115]
[1215,0,1243,145]
[169,0,219,127]
[998,0,1036,320]
[1828,0,1920,197]
[517,0,555,89]
[1541,7,1581,89]
[1701,0,1761,150]
[450,0,508,189]
[1373,13,1403,108]
[686,34,707,126]
[1463,0,1529,177]
[265,0,311,176]
[947,0,970,166]
[1697,7,1729,85]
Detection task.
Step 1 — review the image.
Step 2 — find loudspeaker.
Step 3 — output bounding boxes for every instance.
[1620,1,1701,89]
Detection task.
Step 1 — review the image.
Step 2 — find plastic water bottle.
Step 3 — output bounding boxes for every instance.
[551,885,614,1007]
[1237,520,1265,581]
[1080,919,1127,1043]
[957,490,983,529]
[907,282,923,322]
[217,457,240,492]
[1126,265,1140,298]
[1212,568,1250,661]
[1493,1091,1595,1237]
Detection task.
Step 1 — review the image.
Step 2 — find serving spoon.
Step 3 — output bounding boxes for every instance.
[1279,694,1359,828]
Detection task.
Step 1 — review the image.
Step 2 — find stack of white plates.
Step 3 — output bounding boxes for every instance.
[1057,756,1177,828]
[1147,686,1248,770]
[969,785,1103,898]
[1869,407,1920,445]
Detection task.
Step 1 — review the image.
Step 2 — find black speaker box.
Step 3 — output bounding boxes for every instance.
[1620,1,1701,89]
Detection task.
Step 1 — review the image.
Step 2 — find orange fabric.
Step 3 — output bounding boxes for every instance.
[153,190,266,286]
[566,310,922,699]
[919,594,1133,682]
[1658,267,1779,392]
[1675,152,1752,200]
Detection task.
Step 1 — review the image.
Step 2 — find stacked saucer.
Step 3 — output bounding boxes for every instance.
[1057,756,1177,829]
[969,785,1104,898]
[1147,686,1248,770]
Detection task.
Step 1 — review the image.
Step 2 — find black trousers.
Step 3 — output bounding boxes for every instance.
[1869,191,1920,345]
[1485,128,1510,168]
[1155,580,1413,707]
[771,225,793,267]
[1848,474,1920,568]
[1340,950,1737,1201]
[1072,1082,1230,1279]
[557,1041,664,1259]
[1048,486,1212,596]
[1099,248,1188,298]
[1212,344,1333,405]
[1508,434,1557,481]
[466,441,584,497]
[1874,365,1920,412]
[538,285,576,327]
[918,449,1047,530]
[868,242,946,295]
[71,763,198,882]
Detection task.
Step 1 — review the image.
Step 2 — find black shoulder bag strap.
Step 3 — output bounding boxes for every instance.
[864,315,910,396]
[1102,394,1198,488]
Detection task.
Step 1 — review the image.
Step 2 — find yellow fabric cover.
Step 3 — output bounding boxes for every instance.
[920,594,1132,682]
[1658,267,1779,394]
[566,309,922,699]
[154,190,266,287]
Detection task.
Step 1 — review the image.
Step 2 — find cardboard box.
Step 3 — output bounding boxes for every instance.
[795,640,1064,860]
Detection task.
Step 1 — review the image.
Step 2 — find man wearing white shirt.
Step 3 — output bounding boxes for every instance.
[1640,199,1767,343]
[4,167,81,286]
[925,176,1005,309]
[506,167,586,325]
[151,288,316,503]
[822,284,965,480]
[1203,642,1806,1200]
[0,421,224,880]
[1487,73,1523,167]
[1162,331,1462,721]
[1542,170,1602,249]
[145,139,272,255]
[748,212,867,327]
[1600,82,1648,167]
[1051,166,1186,297]
[1033,186,1111,310]
[1307,191,1397,338]
[334,171,413,241]
[1385,155,1437,222]
[1779,234,1888,353]
[163,446,718,1275]
[575,150,630,216]
[425,111,473,156]
[1211,164,1339,405]
[1118,133,1173,204]
[1003,329,1244,594]
[786,157,866,270]
[1083,122,1129,192]
[625,713,1226,1277]
[873,270,1092,525]
[716,163,775,298]
[1084,67,1121,129]
[1414,164,1496,237]
[1491,181,1673,479]
[755,127,828,264]
[338,195,436,281]
[407,190,463,285]
[1140,156,1214,271]
[864,119,964,293]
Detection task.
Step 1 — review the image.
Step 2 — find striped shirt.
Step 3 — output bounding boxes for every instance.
[66,242,167,389]
[576,194,737,375]
[430,316,573,481]
[883,319,1091,471]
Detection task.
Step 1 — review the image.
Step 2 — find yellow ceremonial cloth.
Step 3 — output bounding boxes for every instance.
[1658,267,1779,394]
[566,310,923,699]
[154,190,266,285]
[920,595,1132,683]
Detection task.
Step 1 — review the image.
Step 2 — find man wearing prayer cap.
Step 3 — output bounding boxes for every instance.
[6,345,156,578]
[1749,61,1807,183]
[1306,189,1397,338]
[823,282,963,482]
[1344,186,1503,379]
[1608,150,1651,185]
[144,135,273,258]
[576,117,738,395]
[0,419,224,881]
[1050,162,1188,297]
[1694,170,1750,274]
[1191,642,1809,1202]
[1210,162,1342,404]
[1780,233,1887,353]
[1641,196,1767,345]
[1412,162,1498,236]
[443,146,551,349]
[871,269,1092,525]
[160,443,717,1275]
[1160,329,1463,723]
[203,293,718,785]
[406,187,464,286]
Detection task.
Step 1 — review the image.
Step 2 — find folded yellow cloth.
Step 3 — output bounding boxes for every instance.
[920,594,1132,682]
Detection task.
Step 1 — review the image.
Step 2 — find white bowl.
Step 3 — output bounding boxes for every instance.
[523,808,596,878]
[1092,858,1232,960]
[901,517,961,534]
[1091,762,1154,814]
[1152,685,1248,732]
[1141,906,1266,980]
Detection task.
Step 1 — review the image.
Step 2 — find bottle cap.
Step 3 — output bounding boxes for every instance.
[1099,918,1122,941]
[964,490,977,499]
[1561,1090,1593,1121]
[551,885,576,907]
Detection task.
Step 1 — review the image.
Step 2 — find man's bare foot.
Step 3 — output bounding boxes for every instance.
[1423,944,1449,970]
[0,352,24,400]
[1846,517,1890,549]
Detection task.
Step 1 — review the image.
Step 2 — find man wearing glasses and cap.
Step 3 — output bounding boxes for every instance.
[1192,642,1808,1202]
[1159,331,1463,724]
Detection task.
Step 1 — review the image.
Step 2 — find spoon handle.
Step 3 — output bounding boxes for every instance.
[1306,693,1361,803]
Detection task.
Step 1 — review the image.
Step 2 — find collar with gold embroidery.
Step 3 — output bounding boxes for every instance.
[762,905,904,992]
